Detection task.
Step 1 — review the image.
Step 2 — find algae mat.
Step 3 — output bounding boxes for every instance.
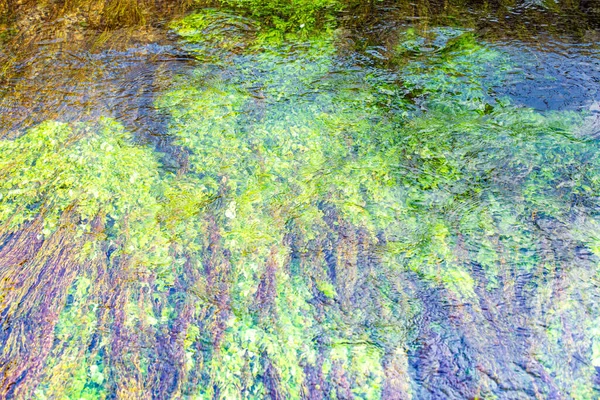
[1,1,600,399]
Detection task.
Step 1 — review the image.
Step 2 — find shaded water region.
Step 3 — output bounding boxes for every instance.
[0,22,195,141]
[1,1,600,399]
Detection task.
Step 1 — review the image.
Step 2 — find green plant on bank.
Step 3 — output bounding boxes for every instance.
[2,6,600,400]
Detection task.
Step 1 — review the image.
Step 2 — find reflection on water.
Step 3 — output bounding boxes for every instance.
[0,1,600,399]
[0,44,188,139]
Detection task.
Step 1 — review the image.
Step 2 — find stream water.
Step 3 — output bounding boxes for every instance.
[1,1,600,399]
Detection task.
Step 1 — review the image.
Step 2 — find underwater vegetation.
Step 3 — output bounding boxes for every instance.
[1,1,600,399]
[199,0,340,35]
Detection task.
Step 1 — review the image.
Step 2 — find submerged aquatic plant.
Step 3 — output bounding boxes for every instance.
[0,118,176,399]
[154,11,600,398]
[1,5,600,400]
[195,0,341,36]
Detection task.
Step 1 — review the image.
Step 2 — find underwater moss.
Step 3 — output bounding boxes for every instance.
[159,13,600,397]
[194,0,341,37]
[0,118,174,398]
[2,4,600,399]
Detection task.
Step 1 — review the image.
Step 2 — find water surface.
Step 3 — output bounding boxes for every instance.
[1,1,600,399]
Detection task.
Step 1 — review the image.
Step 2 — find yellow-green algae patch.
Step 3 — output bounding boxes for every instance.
[158,11,600,398]
[0,118,172,398]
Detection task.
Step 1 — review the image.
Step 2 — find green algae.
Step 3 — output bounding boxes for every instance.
[193,0,341,37]
[0,117,173,398]
[0,119,163,240]
[155,12,600,396]
[1,5,600,400]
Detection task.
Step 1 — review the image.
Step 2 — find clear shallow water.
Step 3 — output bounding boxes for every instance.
[1,1,600,399]
[492,40,600,112]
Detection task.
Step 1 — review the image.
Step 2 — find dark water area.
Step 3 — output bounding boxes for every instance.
[495,40,600,111]
[1,0,600,399]
[341,1,600,113]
